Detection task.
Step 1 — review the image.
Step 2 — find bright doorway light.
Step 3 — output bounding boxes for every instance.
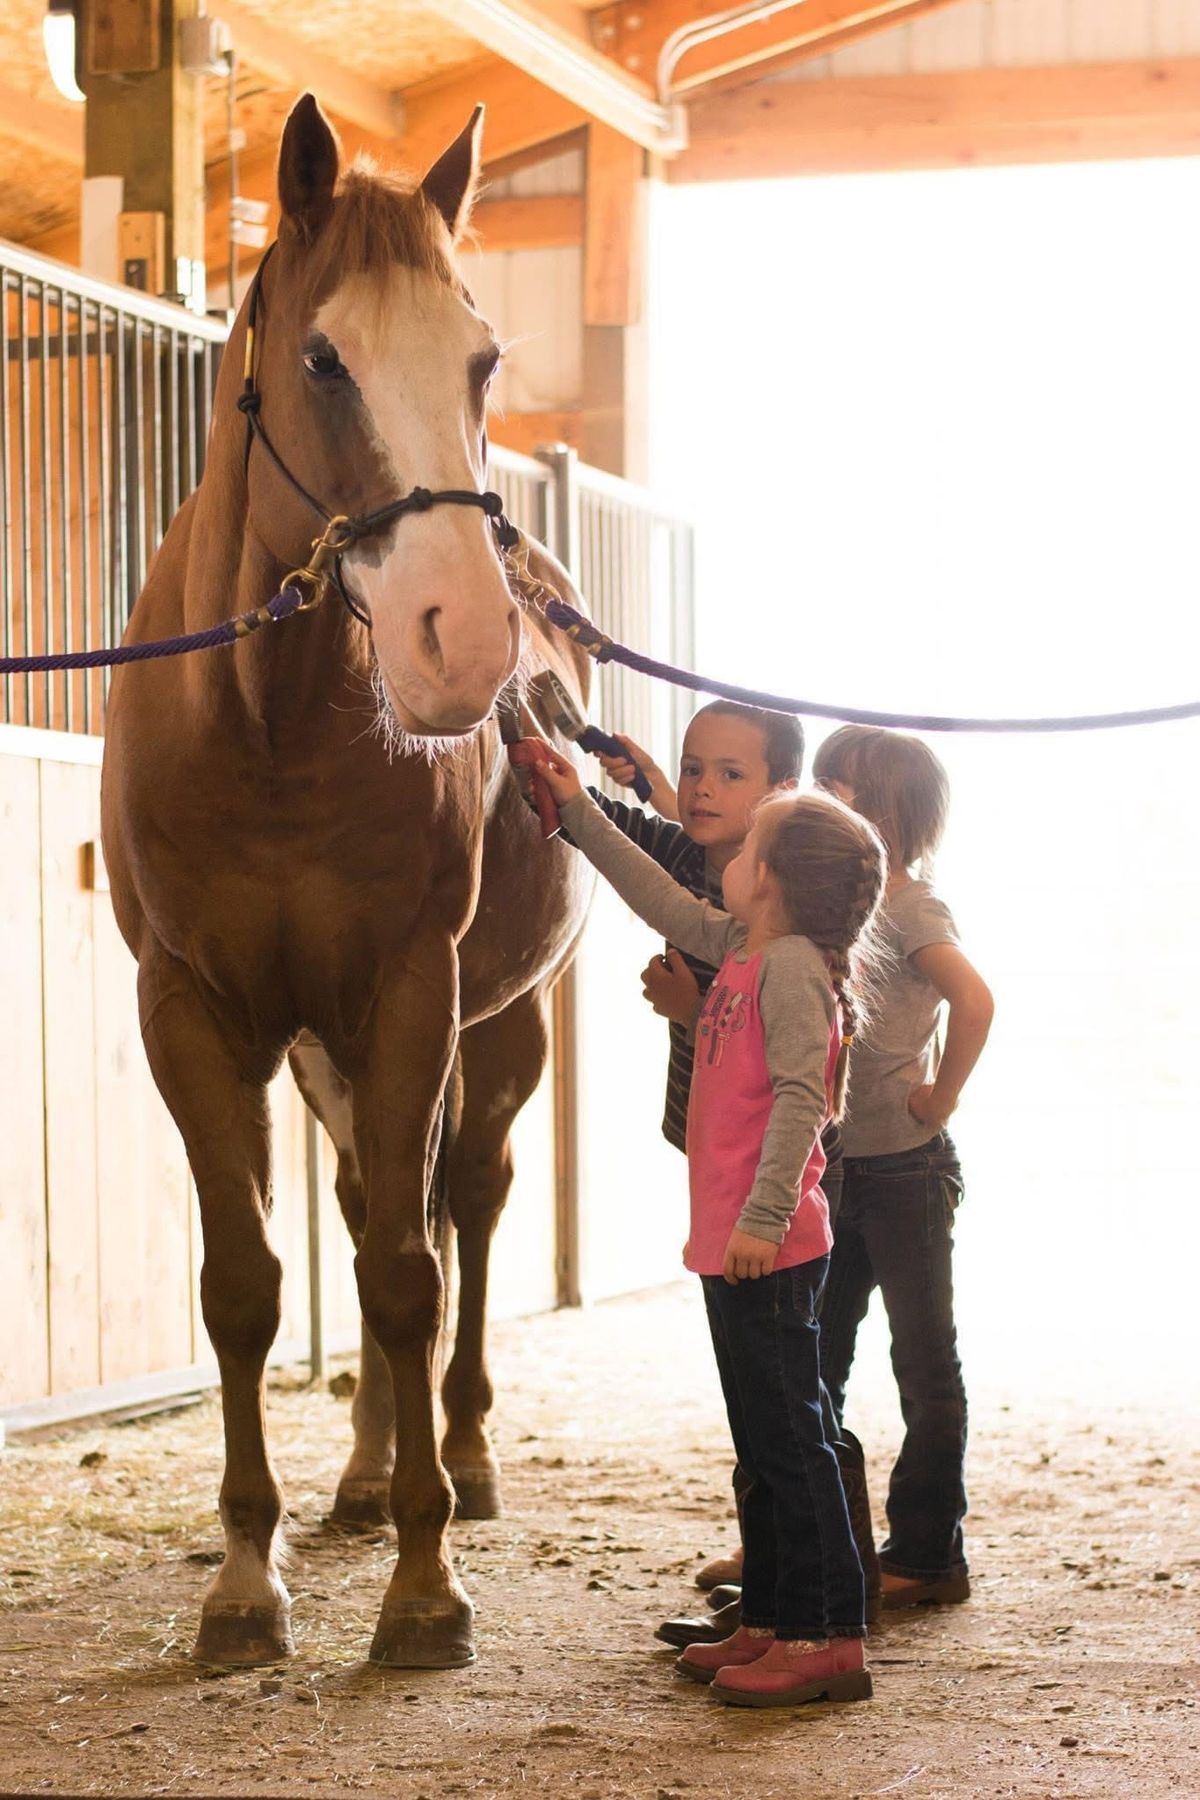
[648,160,1200,1406]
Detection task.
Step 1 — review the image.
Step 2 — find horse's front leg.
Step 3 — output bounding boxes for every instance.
[350,940,472,1667]
[139,946,291,1665]
[290,1037,395,1528]
[441,986,550,1518]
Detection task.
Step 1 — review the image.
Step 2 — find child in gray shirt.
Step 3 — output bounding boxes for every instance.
[813,726,994,1612]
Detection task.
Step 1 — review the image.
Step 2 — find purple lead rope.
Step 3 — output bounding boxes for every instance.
[0,586,308,674]
[543,599,1200,736]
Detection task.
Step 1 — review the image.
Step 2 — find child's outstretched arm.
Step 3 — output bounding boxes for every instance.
[596,734,680,822]
[723,939,836,1284]
[907,944,994,1130]
[538,749,738,967]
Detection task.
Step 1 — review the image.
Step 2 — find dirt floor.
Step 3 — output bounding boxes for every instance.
[0,1283,1196,1800]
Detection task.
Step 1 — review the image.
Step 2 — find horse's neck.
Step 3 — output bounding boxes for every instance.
[179,440,365,737]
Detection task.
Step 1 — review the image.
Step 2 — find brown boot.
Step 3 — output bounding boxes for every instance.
[695,1548,743,1592]
[881,1572,970,1610]
[836,1429,881,1625]
[655,1596,742,1648]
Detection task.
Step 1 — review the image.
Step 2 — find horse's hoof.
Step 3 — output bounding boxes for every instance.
[193,1604,294,1667]
[330,1480,392,1529]
[449,1465,502,1521]
[368,1598,476,1669]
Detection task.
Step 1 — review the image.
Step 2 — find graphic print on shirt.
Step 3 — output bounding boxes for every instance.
[698,981,750,1067]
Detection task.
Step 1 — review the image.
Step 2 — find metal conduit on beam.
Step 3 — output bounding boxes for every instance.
[656,0,909,103]
[420,0,687,151]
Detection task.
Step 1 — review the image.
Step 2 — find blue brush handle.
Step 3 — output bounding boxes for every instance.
[576,726,653,803]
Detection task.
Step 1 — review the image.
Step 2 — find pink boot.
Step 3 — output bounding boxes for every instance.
[677,1626,774,1686]
[711,1636,872,1708]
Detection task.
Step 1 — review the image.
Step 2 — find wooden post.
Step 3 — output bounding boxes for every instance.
[582,123,649,480]
[81,0,207,309]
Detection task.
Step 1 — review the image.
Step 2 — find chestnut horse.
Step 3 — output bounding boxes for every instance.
[100,96,592,1669]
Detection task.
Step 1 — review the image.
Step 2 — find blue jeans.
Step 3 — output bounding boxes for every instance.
[702,1256,866,1640]
[820,1133,968,1581]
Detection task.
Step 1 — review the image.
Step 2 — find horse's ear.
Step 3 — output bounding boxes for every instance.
[421,106,484,244]
[278,95,340,239]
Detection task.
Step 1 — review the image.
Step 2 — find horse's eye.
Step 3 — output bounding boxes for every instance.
[303,345,345,379]
[470,347,501,390]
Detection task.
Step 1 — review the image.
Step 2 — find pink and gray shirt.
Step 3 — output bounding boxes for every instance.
[561,793,838,1278]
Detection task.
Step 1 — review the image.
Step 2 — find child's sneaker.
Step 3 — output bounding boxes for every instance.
[711,1636,872,1708]
[677,1626,774,1685]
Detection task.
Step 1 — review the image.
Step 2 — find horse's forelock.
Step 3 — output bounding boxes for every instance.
[297,162,463,311]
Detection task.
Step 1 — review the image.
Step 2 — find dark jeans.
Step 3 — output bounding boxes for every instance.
[702,1256,865,1640]
[821,1133,968,1581]
[731,1146,843,1525]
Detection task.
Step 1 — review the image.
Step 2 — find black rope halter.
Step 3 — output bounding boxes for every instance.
[236,244,519,626]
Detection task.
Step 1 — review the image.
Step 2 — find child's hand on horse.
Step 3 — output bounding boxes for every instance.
[722,1228,779,1285]
[534,744,584,806]
[640,949,701,1026]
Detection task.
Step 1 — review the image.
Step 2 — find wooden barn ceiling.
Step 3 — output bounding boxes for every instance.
[0,0,967,266]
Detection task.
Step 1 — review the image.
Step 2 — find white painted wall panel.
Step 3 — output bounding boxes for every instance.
[818,27,911,76]
[463,149,585,416]
[506,248,584,408]
[794,0,1200,81]
[905,0,991,70]
[1154,0,1200,53]
[1067,0,1156,60]
[990,0,1070,63]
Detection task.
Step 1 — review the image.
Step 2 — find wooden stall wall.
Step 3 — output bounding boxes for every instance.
[0,727,362,1416]
[0,749,49,1404]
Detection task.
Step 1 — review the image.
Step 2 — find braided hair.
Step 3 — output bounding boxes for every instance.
[756,791,887,1119]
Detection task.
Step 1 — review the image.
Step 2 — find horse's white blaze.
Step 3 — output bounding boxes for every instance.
[318,268,519,736]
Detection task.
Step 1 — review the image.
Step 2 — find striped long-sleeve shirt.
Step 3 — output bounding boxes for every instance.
[590,792,721,1151]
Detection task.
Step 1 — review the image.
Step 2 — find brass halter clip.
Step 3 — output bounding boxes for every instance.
[282,515,357,611]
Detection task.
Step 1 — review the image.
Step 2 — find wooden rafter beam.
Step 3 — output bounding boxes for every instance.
[203,58,591,268]
[670,57,1200,181]
[470,192,584,250]
[591,0,966,96]
[22,62,591,278]
[584,124,643,325]
[215,0,402,138]
[415,0,684,150]
[0,84,83,165]
[489,407,582,453]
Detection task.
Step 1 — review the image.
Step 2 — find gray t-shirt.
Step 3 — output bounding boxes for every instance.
[842,878,960,1158]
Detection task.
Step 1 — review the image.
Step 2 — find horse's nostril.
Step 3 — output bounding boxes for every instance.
[421,607,444,676]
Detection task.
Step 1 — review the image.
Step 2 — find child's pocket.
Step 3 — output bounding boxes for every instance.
[934,1166,965,1233]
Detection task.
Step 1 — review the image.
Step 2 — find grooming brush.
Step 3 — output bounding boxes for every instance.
[506,739,561,839]
[530,670,654,804]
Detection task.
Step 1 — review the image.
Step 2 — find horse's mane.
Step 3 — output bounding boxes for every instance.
[301,158,461,302]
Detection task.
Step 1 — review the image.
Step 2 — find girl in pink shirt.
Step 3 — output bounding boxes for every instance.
[538,747,886,1711]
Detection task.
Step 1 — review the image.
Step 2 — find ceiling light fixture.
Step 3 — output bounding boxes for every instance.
[44,0,85,104]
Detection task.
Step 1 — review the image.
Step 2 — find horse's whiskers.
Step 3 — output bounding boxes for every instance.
[367,662,472,765]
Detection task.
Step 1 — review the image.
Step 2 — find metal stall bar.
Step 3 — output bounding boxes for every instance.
[0,244,226,732]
